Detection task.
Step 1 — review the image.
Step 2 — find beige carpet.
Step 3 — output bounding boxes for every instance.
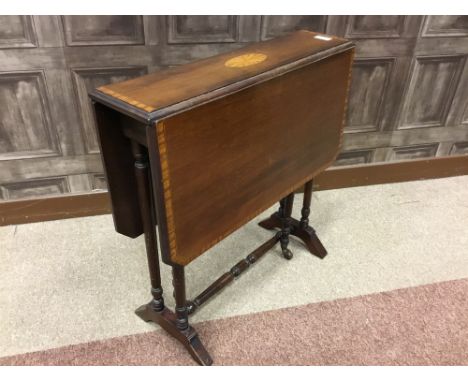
[1,176,467,364]
[1,279,468,365]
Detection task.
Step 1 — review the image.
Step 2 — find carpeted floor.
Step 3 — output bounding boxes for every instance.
[1,279,467,365]
[1,176,467,365]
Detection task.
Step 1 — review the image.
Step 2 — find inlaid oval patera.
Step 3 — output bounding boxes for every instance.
[224,53,267,68]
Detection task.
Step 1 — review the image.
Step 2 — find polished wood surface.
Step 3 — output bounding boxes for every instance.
[135,304,213,366]
[95,30,349,116]
[153,49,354,265]
[93,103,143,238]
[259,179,328,259]
[90,31,354,365]
[186,233,281,316]
[131,141,164,311]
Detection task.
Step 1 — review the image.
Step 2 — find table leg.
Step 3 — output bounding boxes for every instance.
[172,265,213,365]
[186,233,280,315]
[131,141,212,366]
[279,193,295,260]
[300,179,313,229]
[258,179,328,259]
[132,141,164,311]
[295,179,327,258]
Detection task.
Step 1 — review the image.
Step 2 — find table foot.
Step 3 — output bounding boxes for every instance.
[282,248,293,260]
[258,212,328,259]
[135,303,213,366]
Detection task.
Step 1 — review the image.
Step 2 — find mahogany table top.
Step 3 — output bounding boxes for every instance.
[90,30,354,266]
[92,30,352,121]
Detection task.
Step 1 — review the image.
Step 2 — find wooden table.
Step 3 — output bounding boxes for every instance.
[89,30,354,365]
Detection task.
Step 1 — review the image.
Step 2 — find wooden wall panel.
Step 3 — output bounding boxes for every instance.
[260,16,327,39]
[89,173,107,191]
[0,70,59,160]
[167,16,239,43]
[345,16,407,38]
[421,16,468,37]
[0,176,69,200]
[389,143,440,161]
[62,16,145,46]
[0,15,37,49]
[345,58,394,133]
[0,15,160,200]
[329,15,468,164]
[398,56,465,129]
[335,149,374,166]
[450,141,468,155]
[0,15,467,201]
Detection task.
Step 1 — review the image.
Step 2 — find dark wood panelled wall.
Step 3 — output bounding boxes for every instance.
[0,15,468,201]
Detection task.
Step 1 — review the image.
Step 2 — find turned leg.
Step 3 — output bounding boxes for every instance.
[258,179,328,259]
[186,234,280,315]
[279,193,295,260]
[171,265,213,365]
[132,140,212,365]
[132,141,164,311]
[295,179,328,259]
[300,179,313,229]
[172,265,189,331]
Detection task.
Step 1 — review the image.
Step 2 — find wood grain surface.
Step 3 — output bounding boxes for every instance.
[154,49,354,265]
[96,30,348,114]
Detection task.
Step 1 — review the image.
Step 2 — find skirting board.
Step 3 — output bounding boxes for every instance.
[1,155,467,227]
[0,192,111,227]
